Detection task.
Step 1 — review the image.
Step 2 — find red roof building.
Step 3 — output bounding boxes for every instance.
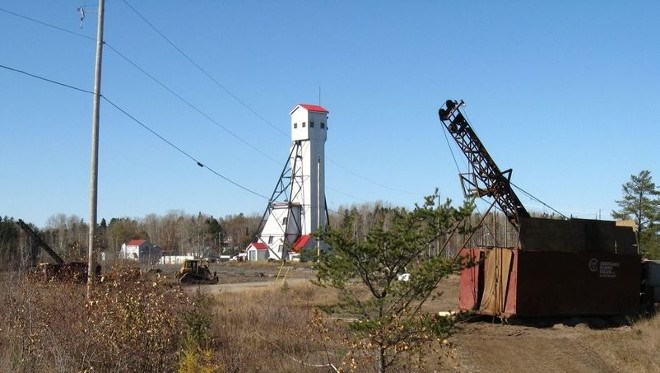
[251,242,268,250]
[120,240,161,265]
[292,235,313,252]
[297,104,328,113]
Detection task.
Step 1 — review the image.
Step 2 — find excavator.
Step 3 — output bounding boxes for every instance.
[439,99,529,230]
[17,219,100,282]
[438,99,651,317]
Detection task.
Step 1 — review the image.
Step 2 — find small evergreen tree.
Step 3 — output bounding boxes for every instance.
[612,170,660,258]
[314,191,473,372]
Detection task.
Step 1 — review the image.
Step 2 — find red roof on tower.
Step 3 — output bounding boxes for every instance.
[296,104,328,113]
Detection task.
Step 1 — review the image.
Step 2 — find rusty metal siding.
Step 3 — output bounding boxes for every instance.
[459,248,641,317]
[458,248,483,311]
[458,248,518,316]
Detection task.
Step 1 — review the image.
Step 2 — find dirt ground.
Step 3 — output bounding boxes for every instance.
[183,262,659,372]
[433,278,659,373]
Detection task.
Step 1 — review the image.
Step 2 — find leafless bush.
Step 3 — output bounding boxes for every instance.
[0,266,216,372]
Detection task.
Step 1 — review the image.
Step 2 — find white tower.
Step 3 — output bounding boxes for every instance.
[246,104,329,261]
[290,104,328,236]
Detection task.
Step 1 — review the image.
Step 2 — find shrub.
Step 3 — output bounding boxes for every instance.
[0,267,215,372]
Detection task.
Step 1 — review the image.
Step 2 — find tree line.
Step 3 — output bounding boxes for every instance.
[0,169,657,270]
[0,211,262,269]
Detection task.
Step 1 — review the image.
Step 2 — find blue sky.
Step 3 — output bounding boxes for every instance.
[1,0,658,228]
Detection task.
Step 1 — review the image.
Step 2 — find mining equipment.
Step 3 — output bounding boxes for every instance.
[438,100,654,317]
[17,219,100,282]
[641,259,660,313]
[176,259,219,285]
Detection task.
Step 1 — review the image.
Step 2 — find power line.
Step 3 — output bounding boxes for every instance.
[101,96,270,200]
[327,159,419,196]
[120,0,288,137]
[0,6,95,41]
[326,186,366,204]
[119,1,428,200]
[0,62,269,201]
[0,63,94,94]
[438,103,566,218]
[3,5,427,201]
[0,5,282,165]
[510,181,567,219]
[0,7,343,202]
[104,43,282,165]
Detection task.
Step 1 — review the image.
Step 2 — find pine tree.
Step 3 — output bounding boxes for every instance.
[612,170,660,258]
[314,191,473,372]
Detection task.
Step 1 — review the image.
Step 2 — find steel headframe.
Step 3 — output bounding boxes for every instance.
[252,141,305,260]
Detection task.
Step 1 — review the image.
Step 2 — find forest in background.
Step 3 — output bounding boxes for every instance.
[1,169,658,269]
[0,203,569,271]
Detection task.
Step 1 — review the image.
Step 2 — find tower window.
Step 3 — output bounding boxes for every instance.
[302,122,306,127]
[268,236,273,244]
[294,123,298,129]
[310,121,315,128]
[320,122,325,129]
[282,217,288,226]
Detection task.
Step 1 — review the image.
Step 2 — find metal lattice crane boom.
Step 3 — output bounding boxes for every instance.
[438,99,530,230]
[17,219,65,265]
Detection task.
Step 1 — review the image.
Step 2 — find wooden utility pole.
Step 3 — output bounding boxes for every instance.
[87,0,105,300]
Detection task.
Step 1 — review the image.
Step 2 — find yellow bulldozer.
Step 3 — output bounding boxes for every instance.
[176,259,219,284]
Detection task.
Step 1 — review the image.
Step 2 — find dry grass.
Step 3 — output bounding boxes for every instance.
[605,314,660,372]
[210,283,350,372]
[2,260,656,372]
[0,268,458,372]
[0,270,356,372]
[206,281,454,372]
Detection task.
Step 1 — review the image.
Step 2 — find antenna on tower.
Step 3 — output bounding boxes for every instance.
[318,86,321,106]
[77,6,86,28]
[77,1,97,29]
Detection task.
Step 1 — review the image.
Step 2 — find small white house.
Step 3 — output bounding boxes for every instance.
[120,239,162,265]
[245,242,269,261]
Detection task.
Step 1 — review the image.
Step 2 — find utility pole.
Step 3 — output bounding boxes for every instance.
[87,0,105,300]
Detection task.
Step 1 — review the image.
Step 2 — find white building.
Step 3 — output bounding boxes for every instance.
[119,239,162,265]
[246,104,329,261]
[246,242,269,261]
